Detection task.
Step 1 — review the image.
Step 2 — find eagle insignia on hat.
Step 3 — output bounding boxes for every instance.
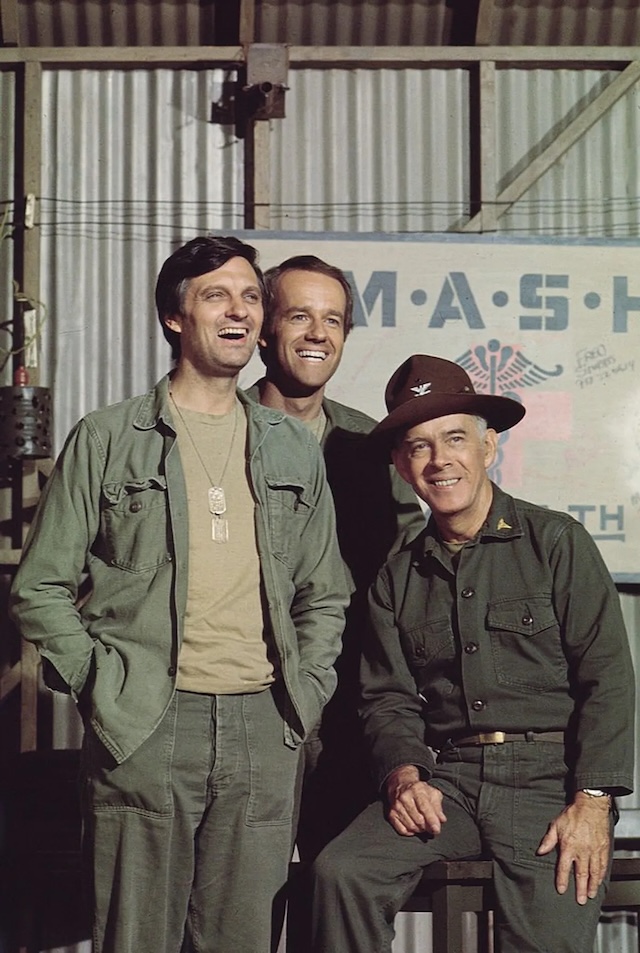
[411,382,432,397]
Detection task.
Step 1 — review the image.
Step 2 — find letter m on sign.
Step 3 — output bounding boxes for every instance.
[346,271,397,327]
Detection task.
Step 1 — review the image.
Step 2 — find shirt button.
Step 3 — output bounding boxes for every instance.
[415,645,425,657]
[471,699,485,711]
[167,665,176,677]
[461,587,475,599]
[464,642,479,654]
[522,614,533,625]
[129,500,142,513]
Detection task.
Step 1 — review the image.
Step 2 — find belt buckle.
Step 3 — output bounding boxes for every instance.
[478,731,506,744]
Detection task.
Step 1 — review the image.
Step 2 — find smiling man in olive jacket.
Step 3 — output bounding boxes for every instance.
[310,353,634,953]
[246,255,424,862]
[10,235,350,953]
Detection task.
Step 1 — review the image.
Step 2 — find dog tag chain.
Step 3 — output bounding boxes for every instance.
[170,393,239,543]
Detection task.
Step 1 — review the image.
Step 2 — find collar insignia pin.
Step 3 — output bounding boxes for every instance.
[496,517,512,531]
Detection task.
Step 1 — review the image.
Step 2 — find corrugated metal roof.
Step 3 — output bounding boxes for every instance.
[492,0,640,46]
[17,0,220,47]
[9,0,640,49]
[256,0,452,46]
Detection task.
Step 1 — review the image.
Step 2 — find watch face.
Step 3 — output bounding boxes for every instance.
[582,788,608,797]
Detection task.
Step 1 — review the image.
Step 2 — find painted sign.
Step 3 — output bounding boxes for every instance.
[238,233,640,581]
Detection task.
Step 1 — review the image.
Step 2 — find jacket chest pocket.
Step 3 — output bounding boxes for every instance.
[488,596,567,693]
[400,617,457,701]
[101,477,171,573]
[264,476,313,567]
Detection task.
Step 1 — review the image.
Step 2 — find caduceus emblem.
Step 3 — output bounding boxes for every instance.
[457,339,563,483]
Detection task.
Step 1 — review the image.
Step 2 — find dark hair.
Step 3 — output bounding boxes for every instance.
[262,255,354,342]
[155,235,265,360]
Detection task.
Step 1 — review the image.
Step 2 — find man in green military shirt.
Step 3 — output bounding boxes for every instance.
[246,255,423,859]
[310,353,635,953]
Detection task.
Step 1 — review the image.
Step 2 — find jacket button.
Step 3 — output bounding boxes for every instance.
[471,699,485,711]
[167,665,176,677]
[464,642,479,654]
[522,614,533,625]
[461,587,475,599]
[415,645,425,656]
[129,500,142,513]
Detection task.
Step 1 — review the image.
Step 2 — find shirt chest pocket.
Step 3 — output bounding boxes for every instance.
[487,596,567,693]
[400,617,457,699]
[101,477,171,573]
[264,476,314,568]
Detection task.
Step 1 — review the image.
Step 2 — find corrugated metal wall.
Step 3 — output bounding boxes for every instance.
[270,68,469,233]
[270,66,640,237]
[495,68,640,235]
[39,67,244,443]
[4,58,639,952]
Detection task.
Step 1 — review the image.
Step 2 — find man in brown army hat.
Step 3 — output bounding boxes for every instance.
[310,353,635,953]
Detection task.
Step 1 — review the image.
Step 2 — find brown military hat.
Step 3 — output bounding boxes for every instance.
[369,353,525,459]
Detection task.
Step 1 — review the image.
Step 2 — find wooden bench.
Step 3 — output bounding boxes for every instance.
[402,856,640,953]
[287,855,640,953]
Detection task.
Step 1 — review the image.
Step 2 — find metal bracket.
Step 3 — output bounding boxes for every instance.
[244,44,289,120]
[210,45,288,133]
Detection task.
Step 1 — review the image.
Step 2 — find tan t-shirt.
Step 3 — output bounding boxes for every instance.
[171,400,274,694]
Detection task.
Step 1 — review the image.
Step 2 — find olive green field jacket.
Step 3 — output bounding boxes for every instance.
[10,377,351,763]
[361,484,635,796]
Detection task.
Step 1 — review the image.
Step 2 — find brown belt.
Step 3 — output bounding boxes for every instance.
[452,730,565,746]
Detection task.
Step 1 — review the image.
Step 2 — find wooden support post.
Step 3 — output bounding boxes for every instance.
[479,59,497,232]
[20,639,39,752]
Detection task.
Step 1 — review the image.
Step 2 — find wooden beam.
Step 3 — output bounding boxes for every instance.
[0,46,245,67]
[0,0,19,46]
[462,58,640,232]
[2,46,640,69]
[287,47,640,68]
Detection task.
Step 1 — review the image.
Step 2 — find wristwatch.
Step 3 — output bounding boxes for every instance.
[581,788,611,798]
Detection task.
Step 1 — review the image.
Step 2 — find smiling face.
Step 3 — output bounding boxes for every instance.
[392,413,498,540]
[260,269,347,396]
[164,256,263,380]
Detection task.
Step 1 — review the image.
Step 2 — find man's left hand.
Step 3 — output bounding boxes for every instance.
[536,791,612,904]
